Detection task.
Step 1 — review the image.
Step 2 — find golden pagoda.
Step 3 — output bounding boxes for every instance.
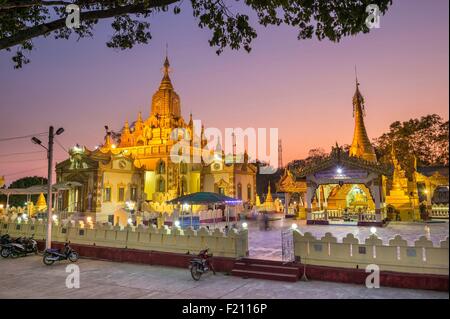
[35,192,47,213]
[262,184,279,213]
[385,145,420,220]
[55,54,257,221]
[265,184,274,203]
[349,78,377,162]
[256,194,261,206]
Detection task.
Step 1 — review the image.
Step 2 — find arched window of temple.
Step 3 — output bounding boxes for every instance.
[237,183,242,200]
[247,184,252,201]
[136,138,145,146]
[157,177,165,192]
[181,176,188,195]
[130,185,137,201]
[180,161,188,174]
[157,160,165,174]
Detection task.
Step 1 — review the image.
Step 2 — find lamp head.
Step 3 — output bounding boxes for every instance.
[31,137,42,145]
[56,127,64,135]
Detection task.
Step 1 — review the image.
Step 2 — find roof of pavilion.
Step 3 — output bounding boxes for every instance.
[291,145,393,179]
[417,166,449,178]
[0,181,83,195]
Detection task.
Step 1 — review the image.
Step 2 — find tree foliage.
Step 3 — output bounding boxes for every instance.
[287,147,328,172]
[0,175,47,207]
[373,114,449,174]
[0,0,392,68]
[286,114,449,178]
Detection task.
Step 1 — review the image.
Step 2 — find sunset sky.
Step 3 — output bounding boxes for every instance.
[0,0,448,185]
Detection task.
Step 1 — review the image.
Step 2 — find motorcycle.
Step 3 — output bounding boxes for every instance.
[1,235,38,258]
[189,248,215,281]
[43,242,79,265]
[0,234,13,258]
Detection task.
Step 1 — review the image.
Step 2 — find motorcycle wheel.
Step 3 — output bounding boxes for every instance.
[0,248,10,258]
[190,265,202,281]
[43,254,55,266]
[10,250,20,259]
[68,252,79,262]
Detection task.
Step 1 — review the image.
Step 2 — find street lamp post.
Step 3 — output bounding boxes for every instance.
[32,126,64,249]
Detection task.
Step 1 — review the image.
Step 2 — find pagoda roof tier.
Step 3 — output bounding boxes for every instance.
[291,145,393,179]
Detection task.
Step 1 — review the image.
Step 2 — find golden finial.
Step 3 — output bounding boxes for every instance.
[163,44,170,76]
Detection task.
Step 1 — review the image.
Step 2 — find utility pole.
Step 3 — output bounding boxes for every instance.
[46,126,54,250]
[32,126,64,250]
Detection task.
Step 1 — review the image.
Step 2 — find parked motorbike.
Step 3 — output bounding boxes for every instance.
[189,248,215,281]
[1,235,37,258]
[43,242,79,265]
[0,234,13,258]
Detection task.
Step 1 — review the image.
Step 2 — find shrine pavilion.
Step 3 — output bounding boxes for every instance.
[277,79,449,226]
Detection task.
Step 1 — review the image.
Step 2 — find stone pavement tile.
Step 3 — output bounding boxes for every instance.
[74,260,202,294]
[172,275,252,299]
[219,279,449,299]
[1,255,448,299]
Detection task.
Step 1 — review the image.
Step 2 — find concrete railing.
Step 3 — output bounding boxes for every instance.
[431,205,449,219]
[0,218,248,258]
[327,210,342,219]
[358,213,377,222]
[311,212,327,220]
[293,231,449,275]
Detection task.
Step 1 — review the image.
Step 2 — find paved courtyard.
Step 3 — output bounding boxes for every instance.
[204,219,449,260]
[0,255,447,299]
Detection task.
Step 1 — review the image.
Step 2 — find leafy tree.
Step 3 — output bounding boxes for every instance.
[0,176,47,207]
[373,114,449,176]
[287,147,328,172]
[0,0,392,68]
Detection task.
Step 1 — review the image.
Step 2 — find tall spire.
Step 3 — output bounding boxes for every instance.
[151,51,181,119]
[160,48,173,90]
[349,75,377,162]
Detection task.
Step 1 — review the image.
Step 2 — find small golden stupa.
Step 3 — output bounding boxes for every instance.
[256,194,261,206]
[263,184,278,212]
[35,192,47,212]
[265,184,274,203]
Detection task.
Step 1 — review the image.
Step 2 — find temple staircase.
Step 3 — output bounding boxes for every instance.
[231,258,301,282]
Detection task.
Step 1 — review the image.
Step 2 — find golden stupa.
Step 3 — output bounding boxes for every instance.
[348,78,377,162]
[35,192,47,212]
[256,194,261,206]
[263,184,279,212]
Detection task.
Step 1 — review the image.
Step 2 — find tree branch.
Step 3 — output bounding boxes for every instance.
[0,0,179,50]
[0,1,71,10]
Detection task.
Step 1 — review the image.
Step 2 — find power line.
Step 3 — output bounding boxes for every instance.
[0,157,46,164]
[0,132,47,143]
[55,138,68,154]
[3,166,47,177]
[0,150,44,158]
